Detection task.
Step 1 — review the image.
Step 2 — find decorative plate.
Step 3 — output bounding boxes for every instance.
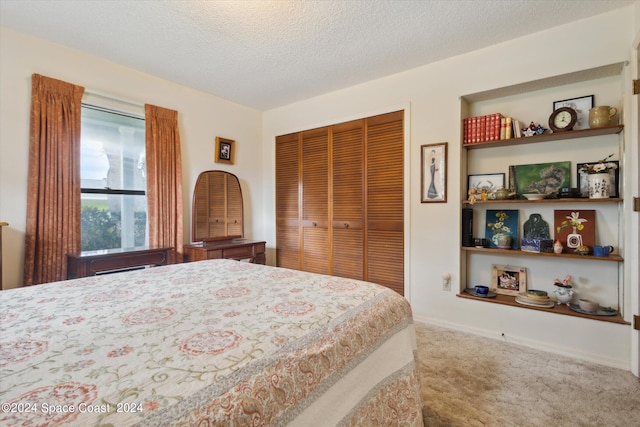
[568,303,617,316]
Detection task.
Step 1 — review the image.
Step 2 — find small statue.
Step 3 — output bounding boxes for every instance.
[467,188,477,204]
[480,188,488,201]
[553,240,563,254]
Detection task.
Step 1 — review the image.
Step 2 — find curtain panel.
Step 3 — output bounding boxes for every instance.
[24,74,85,285]
[144,104,184,263]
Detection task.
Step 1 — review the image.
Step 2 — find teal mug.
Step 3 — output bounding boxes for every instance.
[593,245,613,257]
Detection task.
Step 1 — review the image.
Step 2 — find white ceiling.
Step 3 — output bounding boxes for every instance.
[0,0,635,110]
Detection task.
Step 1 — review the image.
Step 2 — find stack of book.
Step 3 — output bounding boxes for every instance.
[463,113,522,145]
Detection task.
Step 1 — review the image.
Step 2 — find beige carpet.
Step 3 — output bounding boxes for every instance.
[415,322,640,426]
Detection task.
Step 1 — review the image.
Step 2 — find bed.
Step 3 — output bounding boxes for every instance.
[0,259,423,426]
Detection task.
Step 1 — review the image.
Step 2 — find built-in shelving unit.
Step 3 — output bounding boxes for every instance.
[458,63,626,324]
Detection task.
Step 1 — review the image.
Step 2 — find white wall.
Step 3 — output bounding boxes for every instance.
[262,7,638,369]
[0,27,264,289]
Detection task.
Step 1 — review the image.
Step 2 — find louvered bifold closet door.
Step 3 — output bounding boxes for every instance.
[226,174,243,236]
[208,173,227,237]
[276,133,301,270]
[366,111,404,295]
[301,128,329,274]
[331,120,364,279]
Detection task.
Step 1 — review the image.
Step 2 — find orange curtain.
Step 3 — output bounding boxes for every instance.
[24,74,85,285]
[145,104,184,263]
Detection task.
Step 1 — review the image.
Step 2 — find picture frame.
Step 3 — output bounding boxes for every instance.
[510,161,570,196]
[421,142,447,203]
[553,95,594,130]
[554,210,596,253]
[576,161,619,198]
[491,264,527,296]
[485,209,519,250]
[467,173,505,197]
[215,137,235,164]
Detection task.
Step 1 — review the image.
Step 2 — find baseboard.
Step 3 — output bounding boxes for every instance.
[413,314,630,371]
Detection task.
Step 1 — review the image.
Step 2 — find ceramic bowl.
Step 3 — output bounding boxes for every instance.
[523,193,546,200]
[474,285,489,295]
[578,298,599,313]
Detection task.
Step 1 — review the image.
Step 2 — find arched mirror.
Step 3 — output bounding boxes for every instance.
[192,170,243,242]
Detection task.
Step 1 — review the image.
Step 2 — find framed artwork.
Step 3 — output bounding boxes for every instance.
[485,209,519,250]
[467,173,505,196]
[491,264,527,296]
[215,137,235,164]
[510,161,570,196]
[577,161,619,198]
[553,95,594,130]
[421,142,447,203]
[554,210,596,253]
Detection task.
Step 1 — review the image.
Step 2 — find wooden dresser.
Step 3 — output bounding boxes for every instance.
[67,246,173,279]
[0,222,7,290]
[183,239,266,264]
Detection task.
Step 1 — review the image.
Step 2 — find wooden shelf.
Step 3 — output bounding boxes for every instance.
[462,246,623,262]
[462,125,623,150]
[463,197,622,205]
[457,292,629,325]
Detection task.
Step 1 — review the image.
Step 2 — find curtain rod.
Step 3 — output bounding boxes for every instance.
[84,89,145,108]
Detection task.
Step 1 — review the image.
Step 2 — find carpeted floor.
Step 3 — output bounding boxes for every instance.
[415,322,640,426]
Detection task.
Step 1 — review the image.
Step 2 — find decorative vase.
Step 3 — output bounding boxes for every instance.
[566,226,582,249]
[492,233,513,249]
[553,286,574,305]
[588,173,610,199]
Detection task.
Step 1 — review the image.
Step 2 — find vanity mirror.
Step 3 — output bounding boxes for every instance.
[192,170,244,242]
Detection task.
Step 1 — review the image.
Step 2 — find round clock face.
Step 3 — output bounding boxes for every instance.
[549,107,577,132]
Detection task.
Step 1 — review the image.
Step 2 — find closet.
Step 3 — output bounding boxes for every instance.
[275,110,404,295]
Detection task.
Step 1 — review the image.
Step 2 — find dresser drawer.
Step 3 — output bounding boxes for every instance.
[223,246,254,259]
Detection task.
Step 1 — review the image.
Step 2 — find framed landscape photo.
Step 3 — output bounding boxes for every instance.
[215,137,235,164]
[577,161,619,197]
[491,264,527,296]
[553,95,594,130]
[421,142,447,203]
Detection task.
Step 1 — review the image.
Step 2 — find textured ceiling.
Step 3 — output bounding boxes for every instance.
[0,0,634,110]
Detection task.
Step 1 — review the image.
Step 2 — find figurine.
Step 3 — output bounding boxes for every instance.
[553,240,563,254]
[467,188,477,205]
[480,188,488,201]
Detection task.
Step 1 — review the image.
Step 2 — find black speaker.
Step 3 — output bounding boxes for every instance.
[462,208,473,247]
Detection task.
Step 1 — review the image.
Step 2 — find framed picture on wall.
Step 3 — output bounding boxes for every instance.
[421,142,447,203]
[215,137,235,164]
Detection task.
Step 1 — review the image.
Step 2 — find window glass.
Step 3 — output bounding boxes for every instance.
[80,105,147,251]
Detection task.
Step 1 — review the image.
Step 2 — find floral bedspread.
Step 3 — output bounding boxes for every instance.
[1,259,423,426]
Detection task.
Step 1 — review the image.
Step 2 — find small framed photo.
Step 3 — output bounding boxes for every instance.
[421,142,447,203]
[576,161,619,198]
[491,264,527,296]
[553,95,594,130]
[215,137,235,164]
[467,173,505,196]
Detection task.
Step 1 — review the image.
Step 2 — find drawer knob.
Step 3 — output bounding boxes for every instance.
[344,223,349,228]
[312,222,317,227]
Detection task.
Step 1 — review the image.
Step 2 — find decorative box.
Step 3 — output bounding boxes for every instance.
[520,238,553,253]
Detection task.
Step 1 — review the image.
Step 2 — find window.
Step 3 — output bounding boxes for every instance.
[80,105,147,251]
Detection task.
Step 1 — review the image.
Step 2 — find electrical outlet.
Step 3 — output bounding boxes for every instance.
[442,273,451,291]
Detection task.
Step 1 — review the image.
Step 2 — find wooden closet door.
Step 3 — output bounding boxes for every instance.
[301,128,329,274]
[366,111,404,295]
[331,120,364,279]
[275,133,300,270]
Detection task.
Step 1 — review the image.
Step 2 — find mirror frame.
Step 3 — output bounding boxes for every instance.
[191,170,244,242]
